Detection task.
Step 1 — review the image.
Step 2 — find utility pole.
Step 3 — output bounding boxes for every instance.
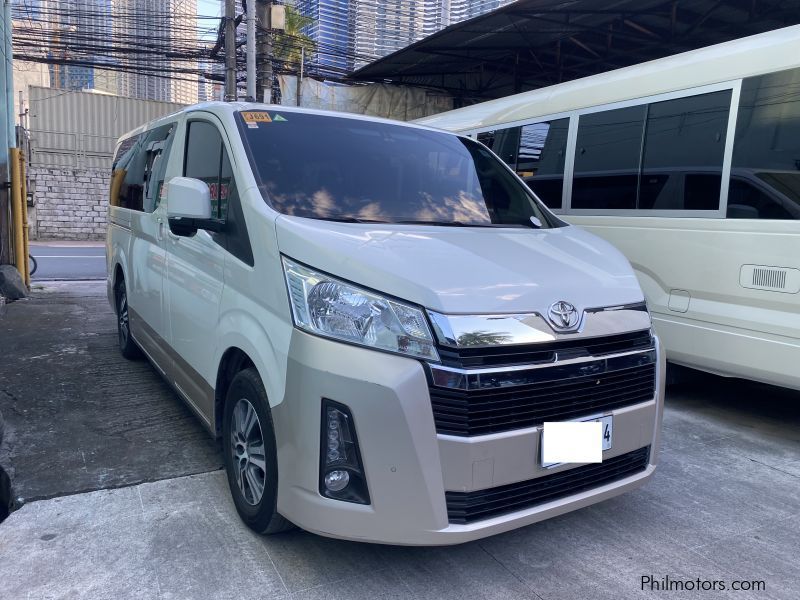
[256,1,272,104]
[0,1,14,265]
[296,47,304,107]
[246,0,256,100]
[224,0,237,101]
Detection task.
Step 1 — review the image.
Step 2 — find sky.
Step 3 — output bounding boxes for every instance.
[197,0,222,41]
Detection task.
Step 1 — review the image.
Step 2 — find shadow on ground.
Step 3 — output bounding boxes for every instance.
[0,281,222,502]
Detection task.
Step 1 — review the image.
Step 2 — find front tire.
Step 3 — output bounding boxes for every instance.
[223,368,292,535]
[115,279,142,360]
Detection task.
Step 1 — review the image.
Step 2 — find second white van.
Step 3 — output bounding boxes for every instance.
[107,102,664,545]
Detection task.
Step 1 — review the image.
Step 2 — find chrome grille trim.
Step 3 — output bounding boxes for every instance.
[427,302,650,349]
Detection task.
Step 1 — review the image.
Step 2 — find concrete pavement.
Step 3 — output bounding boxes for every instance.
[0,281,220,501]
[0,281,799,599]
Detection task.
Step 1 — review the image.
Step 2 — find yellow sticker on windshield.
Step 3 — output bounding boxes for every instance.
[241,111,272,124]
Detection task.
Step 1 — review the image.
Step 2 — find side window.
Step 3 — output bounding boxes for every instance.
[111,124,174,212]
[111,134,140,209]
[639,90,731,210]
[516,118,569,209]
[477,127,521,168]
[571,90,731,212]
[730,67,800,219]
[572,105,646,209]
[727,177,793,219]
[183,120,253,265]
[143,124,176,212]
[184,121,229,220]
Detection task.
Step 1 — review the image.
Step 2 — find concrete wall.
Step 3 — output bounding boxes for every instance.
[29,167,109,241]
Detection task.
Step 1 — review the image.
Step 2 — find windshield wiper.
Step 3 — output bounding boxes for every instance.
[313,216,391,224]
[393,219,543,228]
[393,220,498,227]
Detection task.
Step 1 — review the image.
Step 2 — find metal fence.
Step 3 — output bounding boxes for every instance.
[28,86,186,169]
[28,130,120,169]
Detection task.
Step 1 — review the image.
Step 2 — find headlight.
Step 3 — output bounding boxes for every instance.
[282,257,439,361]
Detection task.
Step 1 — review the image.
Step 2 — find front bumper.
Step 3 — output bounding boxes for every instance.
[272,330,665,545]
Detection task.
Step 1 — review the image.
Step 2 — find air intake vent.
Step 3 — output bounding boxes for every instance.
[753,268,786,289]
[740,265,800,294]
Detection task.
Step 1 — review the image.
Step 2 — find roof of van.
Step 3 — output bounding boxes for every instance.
[115,101,448,145]
[414,25,800,133]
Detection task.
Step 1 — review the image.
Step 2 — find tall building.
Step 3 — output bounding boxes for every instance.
[11,0,43,21]
[114,0,198,104]
[444,0,515,27]
[13,0,117,93]
[350,1,427,68]
[198,60,223,102]
[294,0,517,74]
[12,0,199,103]
[294,0,351,74]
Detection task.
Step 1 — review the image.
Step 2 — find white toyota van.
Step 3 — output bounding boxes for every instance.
[106,102,664,545]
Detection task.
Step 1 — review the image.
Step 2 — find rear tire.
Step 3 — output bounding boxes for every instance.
[223,368,293,535]
[115,278,142,360]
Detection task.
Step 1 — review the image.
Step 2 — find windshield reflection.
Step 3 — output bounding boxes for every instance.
[238,111,550,227]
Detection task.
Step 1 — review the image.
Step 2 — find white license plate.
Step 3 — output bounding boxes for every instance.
[541,415,613,468]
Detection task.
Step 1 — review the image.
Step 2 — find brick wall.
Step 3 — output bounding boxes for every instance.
[30,167,109,241]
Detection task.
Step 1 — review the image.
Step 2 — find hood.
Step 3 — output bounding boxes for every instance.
[275,216,643,316]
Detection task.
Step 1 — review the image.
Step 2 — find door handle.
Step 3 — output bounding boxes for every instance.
[156,217,165,242]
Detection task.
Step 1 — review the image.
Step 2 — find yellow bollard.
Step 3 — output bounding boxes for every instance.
[19,151,30,287]
[9,147,26,286]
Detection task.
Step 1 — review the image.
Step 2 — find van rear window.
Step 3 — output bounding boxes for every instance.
[236,111,555,228]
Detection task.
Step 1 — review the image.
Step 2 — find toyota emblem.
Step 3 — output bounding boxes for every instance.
[548,301,580,331]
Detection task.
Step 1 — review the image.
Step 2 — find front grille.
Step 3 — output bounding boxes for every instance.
[430,361,656,436]
[437,329,653,369]
[446,446,650,524]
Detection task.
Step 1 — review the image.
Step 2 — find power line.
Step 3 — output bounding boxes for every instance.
[11,1,382,98]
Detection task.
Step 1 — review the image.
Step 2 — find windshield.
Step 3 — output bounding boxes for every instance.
[236,110,555,227]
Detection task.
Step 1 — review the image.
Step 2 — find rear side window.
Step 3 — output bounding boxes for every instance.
[572,105,645,209]
[638,90,730,211]
[111,123,174,212]
[477,119,569,209]
[730,67,800,219]
[477,127,520,168]
[571,90,731,212]
[517,119,569,209]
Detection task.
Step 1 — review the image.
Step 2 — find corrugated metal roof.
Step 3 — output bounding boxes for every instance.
[350,0,800,105]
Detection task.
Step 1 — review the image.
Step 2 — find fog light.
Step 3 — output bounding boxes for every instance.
[324,469,350,492]
[320,399,370,504]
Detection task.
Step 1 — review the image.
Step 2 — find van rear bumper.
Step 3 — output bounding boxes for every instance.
[272,331,664,545]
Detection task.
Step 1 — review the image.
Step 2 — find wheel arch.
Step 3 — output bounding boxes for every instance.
[214,347,257,437]
[107,237,130,310]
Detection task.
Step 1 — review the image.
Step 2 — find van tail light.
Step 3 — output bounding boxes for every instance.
[319,399,370,504]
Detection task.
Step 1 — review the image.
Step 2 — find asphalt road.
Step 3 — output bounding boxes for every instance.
[30,243,107,281]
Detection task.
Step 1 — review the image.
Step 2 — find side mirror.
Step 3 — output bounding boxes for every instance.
[167,177,224,236]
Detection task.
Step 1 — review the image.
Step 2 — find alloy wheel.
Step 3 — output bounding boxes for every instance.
[230,398,267,505]
[118,289,129,347]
